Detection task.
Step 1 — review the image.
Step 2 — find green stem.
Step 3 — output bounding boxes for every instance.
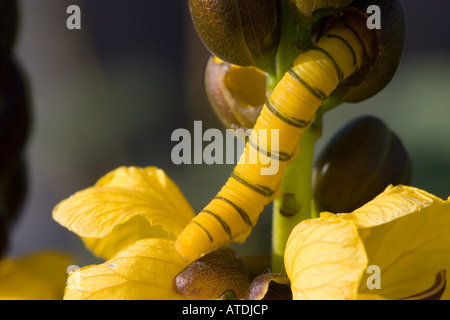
[268,0,317,271]
[270,96,342,269]
[267,0,310,90]
[271,124,322,269]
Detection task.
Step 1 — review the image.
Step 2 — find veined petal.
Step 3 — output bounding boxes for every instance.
[285,217,368,300]
[53,167,195,244]
[355,189,450,299]
[64,239,189,300]
[81,215,176,260]
[321,185,450,299]
[346,185,444,228]
[0,252,72,300]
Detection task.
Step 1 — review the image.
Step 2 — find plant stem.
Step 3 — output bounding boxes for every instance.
[267,0,308,91]
[271,124,322,269]
[270,94,342,269]
[268,0,317,271]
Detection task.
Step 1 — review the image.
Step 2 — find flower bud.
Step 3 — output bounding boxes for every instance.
[188,0,280,68]
[204,56,267,130]
[313,115,411,213]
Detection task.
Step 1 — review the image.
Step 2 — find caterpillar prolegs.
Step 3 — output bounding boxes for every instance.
[176,10,376,261]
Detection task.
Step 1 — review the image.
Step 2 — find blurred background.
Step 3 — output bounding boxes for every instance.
[5,0,450,266]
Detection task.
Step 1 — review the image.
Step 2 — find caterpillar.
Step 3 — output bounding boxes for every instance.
[175,9,376,261]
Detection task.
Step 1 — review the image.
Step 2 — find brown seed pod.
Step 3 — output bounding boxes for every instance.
[188,0,281,69]
[204,56,267,130]
[174,246,249,300]
[312,115,412,214]
[246,273,292,300]
[324,0,406,102]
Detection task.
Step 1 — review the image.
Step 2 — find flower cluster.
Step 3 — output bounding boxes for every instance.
[52,167,450,300]
[51,0,450,300]
[2,0,449,301]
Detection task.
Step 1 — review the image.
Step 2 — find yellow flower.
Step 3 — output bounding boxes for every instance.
[53,166,196,299]
[0,251,72,300]
[54,166,252,300]
[53,166,195,260]
[55,166,450,300]
[52,165,260,300]
[64,238,190,300]
[284,185,450,300]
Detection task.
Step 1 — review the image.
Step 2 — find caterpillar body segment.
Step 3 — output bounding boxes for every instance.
[176,14,374,261]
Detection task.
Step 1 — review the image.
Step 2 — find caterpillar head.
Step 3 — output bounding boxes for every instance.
[321,0,406,103]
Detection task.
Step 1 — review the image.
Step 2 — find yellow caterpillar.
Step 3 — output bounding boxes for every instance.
[176,11,375,261]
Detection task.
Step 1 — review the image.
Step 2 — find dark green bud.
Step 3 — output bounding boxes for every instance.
[313,115,412,213]
[188,0,281,69]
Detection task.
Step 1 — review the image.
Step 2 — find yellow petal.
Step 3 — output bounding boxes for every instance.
[82,215,176,260]
[64,239,189,300]
[285,217,368,300]
[53,166,195,245]
[346,185,444,227]
[0,251,72,300]
[355,188,450,299]
[290,185,450,300]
